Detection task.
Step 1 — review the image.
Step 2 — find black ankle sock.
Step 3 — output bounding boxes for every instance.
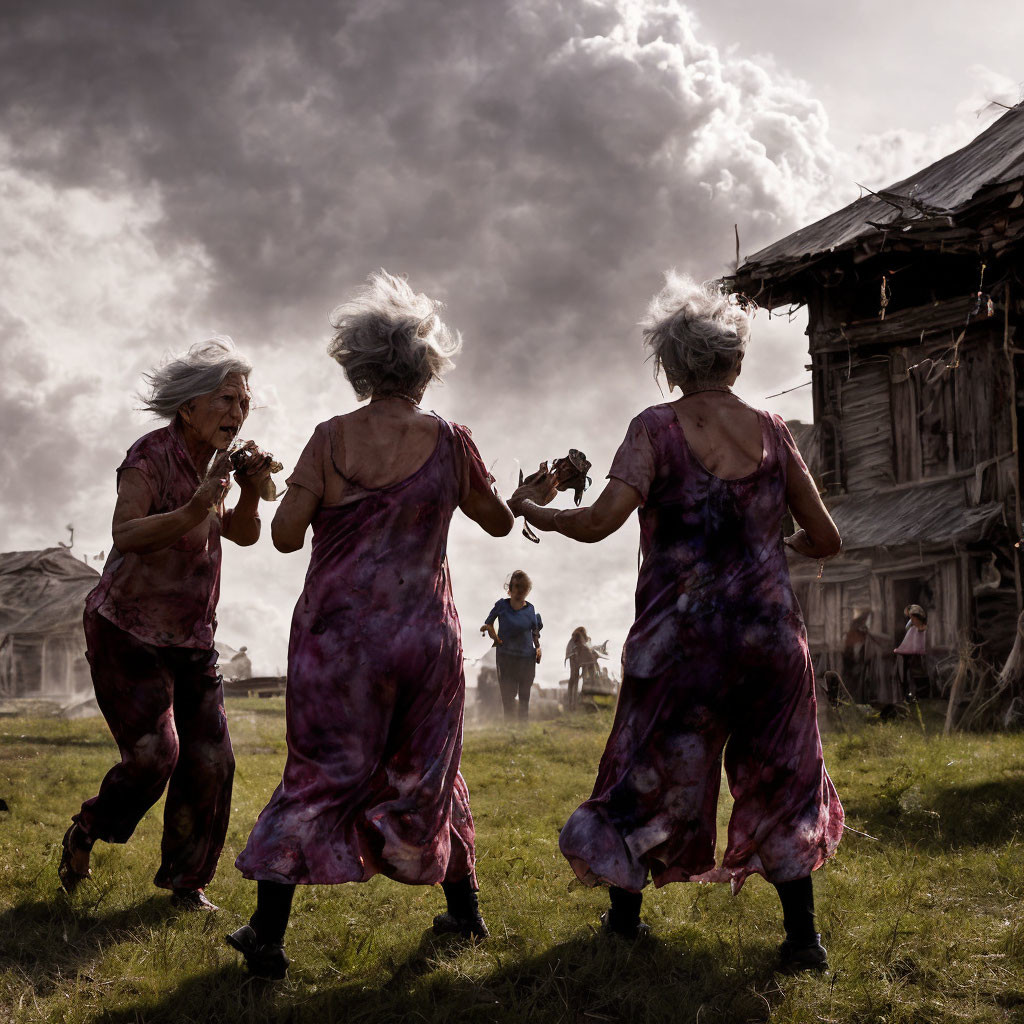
[441,877,479,920]
[773,876,816,945]
[608,886,643,927]
[250,881,296,946]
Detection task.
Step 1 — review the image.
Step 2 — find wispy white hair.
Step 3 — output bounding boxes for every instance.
[640,271,751,389]
[328,270,461,400]
[140,335,253,419]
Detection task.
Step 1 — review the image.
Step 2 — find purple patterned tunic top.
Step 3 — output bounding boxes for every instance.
[85,422,221,649]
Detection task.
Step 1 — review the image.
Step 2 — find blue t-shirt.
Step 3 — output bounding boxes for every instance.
[485,599,543,658]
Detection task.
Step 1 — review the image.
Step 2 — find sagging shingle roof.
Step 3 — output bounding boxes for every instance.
[827,478,1004,551]
[0,547,98,637]
[731,103,1024,306]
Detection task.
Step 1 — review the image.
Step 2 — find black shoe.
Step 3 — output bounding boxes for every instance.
[778,934,829,973]
[225,924,290,980]
[171,888,219,912]
[432,911,490,940]
[600,910,651,940]
[58,823,93,893]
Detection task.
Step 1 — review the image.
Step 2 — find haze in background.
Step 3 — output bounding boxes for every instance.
[0,0,1017,681]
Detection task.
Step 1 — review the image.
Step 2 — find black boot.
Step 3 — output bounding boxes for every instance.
[172,888,219,912]
[601,886,649,939]
[774,876,828,973]
[226,880,294,979]
[778,933,829,973]
[225,925,290,980]
[434,877,489,939]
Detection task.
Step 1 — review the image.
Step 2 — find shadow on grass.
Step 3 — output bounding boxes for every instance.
[1,735,115,748]
[92,928,786,1024]
[0,892,177,996]
[848,775,1024,851]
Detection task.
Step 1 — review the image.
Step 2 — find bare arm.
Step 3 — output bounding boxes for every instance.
[222,444,273,547]
[784,449,842,558]
[460,486,515,538]
[271,483,321,553]
[514,476,642,544]
[222,487,261,546]
[111,466,229,555]
[479,622,502,643]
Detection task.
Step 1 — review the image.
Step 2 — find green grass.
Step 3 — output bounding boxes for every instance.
[0,701,1022,1023]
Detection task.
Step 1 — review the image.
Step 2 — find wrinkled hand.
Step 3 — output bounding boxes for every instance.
[190,451,233,514]
[509,463,559,516]
[479,625,502,645]
[231,440,275,493]
[535,647,542,664]
[784,530,818,558]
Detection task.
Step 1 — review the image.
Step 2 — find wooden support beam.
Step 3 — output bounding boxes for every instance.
[1005,280,1023,613]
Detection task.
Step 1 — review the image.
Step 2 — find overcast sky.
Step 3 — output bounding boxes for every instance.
[1,0,1019,680]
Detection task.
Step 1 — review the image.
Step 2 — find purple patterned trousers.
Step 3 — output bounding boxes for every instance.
[73,609,234,890]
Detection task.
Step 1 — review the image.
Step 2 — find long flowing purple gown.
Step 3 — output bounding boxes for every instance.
[559,404,844,894]
[236,414,488,887]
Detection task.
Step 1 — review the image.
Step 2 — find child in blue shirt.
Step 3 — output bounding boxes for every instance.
[481,569,543,720]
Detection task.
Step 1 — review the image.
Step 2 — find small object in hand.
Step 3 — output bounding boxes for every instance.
[228,441,284,501]
[551,449,592,506]
[518,449,592,543]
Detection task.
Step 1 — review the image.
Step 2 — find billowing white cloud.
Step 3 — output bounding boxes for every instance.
[849,65,1019,192]
[0,162,211,551]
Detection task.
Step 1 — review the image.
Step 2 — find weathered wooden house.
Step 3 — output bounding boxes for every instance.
[729,103,1024,701]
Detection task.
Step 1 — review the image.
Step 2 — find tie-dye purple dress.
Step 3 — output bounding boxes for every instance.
[560,403,843,894]
[236,414,487,888]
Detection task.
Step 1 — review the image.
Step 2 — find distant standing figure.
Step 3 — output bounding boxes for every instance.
[230,271,514,980]
[60,337,275,912]
[481,570,543,721]
[894,604,928,701]
[841,610,872,702]
[565,626,603,710]
[226,646,253,681]
[510,272,844,973]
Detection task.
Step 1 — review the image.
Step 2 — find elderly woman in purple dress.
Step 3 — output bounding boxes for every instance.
[510,273,844,973]
[59,337,275,911]
[229,271,515,979]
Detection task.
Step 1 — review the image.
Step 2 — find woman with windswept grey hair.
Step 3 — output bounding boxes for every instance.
[59,336,277,913]
[509,272,844,973]
[229,270,514,979]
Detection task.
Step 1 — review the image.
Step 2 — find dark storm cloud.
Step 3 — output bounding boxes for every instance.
[0,0,837,357]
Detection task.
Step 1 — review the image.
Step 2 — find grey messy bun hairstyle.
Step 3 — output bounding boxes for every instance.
[328,270,462,400]
[640,270,751,390]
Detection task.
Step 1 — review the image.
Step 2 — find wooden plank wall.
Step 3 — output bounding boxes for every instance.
[838,358,895,493]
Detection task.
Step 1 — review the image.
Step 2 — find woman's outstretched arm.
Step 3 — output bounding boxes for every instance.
[461,487,515,537]
[511,476,642,544]
[783,449,842,558]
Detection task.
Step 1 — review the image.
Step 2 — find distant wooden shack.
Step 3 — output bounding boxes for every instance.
[728,104,1024,701]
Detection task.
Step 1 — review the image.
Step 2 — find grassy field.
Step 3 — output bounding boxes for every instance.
[0,700,1022,1024]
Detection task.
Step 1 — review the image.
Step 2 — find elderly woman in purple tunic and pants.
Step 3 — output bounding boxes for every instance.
[229,271,515,979]
[510,273,844,973]
[59,337,275,911]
